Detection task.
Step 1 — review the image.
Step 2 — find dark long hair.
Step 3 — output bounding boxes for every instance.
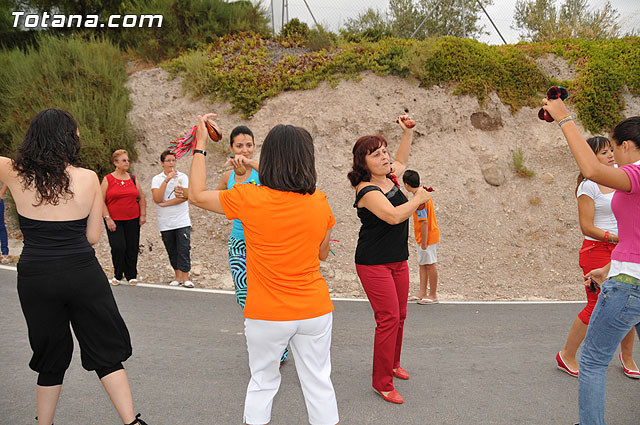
[13,109,82,206]
[347,134,387,187]
[612,116,640,149]
[258,125,316,194]
[575,136,610,195]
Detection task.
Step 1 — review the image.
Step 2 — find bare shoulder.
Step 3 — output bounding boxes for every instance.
[71,166,98,180]
[69,167,100,189]
[217,170,232,188]
[0,156,15,174]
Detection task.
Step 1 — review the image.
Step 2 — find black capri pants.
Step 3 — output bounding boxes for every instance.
[17,252,132,386]
[160,226,191,272]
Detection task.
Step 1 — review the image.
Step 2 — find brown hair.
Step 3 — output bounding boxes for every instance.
[575,136,611,195]
[347,135,388,187]
[258,125,316,194]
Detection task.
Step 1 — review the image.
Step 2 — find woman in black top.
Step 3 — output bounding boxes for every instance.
[0,109,147,425]
[347,115,429,404]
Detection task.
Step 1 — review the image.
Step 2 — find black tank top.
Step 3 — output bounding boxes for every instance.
[18,214,94,261]
[354,183,409,265]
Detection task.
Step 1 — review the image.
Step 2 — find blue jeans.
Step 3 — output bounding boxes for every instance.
[578,278,640,425]
[0,199,8,255]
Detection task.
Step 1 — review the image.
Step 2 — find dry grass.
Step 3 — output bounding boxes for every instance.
[529,195,542,206]
[512,146,535,177]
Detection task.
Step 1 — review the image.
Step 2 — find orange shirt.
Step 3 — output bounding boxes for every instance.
[413,198,440,246]
[219,184,335,321]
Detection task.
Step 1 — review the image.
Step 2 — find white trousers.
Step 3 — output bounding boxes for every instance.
[243,312,339,425]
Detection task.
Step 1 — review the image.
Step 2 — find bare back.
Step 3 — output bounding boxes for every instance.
[0,156,104,244]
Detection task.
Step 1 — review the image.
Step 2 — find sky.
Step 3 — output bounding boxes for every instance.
[261,0,640,44]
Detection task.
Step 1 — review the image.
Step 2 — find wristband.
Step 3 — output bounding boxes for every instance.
[193,149,207,156]
[604,231,609,243]
[103,215,111,220]
[558,116,574,127]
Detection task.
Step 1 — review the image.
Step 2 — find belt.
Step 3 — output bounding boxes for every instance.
[611,273,640,286]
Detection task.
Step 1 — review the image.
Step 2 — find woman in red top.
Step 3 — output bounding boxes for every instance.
[101,149,146,286]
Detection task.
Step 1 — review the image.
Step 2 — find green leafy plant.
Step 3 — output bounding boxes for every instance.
[512,146,535,177]
[0,35,135,176]
[162,34,639,132]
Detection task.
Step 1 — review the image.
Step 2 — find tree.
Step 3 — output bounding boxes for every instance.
[513,0,621,42]
[342,7,392,40]
[389,0,494,40]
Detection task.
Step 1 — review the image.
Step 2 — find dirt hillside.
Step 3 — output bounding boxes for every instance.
[86,58,640,301]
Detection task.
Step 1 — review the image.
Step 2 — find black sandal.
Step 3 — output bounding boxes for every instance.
[126,413,148,425]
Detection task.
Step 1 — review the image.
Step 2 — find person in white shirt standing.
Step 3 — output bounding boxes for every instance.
[151,150,193,288]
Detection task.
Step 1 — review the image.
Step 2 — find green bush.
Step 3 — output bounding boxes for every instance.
[280,18,310,41]
[403,37,549,111]
[114,0,270,62]
[164,34,639,133]
[0,35,135,176]
[546,38,640,133]
[307,26,336,51]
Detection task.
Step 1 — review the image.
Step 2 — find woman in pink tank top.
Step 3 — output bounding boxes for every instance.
[543,98,640,424]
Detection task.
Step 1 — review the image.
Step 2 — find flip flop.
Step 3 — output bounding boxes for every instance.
[417,298,439,305]
[408,295,421,301]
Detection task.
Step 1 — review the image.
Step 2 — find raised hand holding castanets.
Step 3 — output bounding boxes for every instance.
[167,113,221,159]
[539,86,570,123]
[195,113,220,149]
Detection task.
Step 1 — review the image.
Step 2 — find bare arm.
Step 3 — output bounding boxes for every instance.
[357,185,430,225]
[577,195,618,242]
[245,158,259,171]
[543,99,631,191]
[390,116,414,176]
[135,177,147,225]
[319,228,332,261]
[158,198,187,207]
[100,176,116,231]
[215,171,231,190]
[0,183,7,199]
[86,172,104,245]
[420,220,428,249]
[189,113,225,215]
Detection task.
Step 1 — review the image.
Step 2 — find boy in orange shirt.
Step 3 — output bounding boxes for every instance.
[403,170,440,304]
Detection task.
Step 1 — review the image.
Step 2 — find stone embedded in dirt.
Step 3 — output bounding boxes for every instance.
[470,111,503,131]
[542,172,554,184]
[480,163,505,186]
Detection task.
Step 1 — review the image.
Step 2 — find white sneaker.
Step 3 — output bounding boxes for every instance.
[183,280,194,288]
[169,280,180,286]
[129,278,138,286]
[110,277,120,286]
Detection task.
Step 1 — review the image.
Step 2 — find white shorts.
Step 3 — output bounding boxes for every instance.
[417,243,438,265]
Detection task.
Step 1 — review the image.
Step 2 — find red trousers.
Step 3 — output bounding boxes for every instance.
[356,261,409,392]
[577,239,615,324]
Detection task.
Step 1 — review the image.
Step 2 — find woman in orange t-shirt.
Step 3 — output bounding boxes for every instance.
[188,115,339,425]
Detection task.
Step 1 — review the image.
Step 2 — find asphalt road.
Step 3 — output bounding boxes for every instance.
[1,266,638,425]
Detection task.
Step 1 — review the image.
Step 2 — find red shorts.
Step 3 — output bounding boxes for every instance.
[577,239,615,324]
